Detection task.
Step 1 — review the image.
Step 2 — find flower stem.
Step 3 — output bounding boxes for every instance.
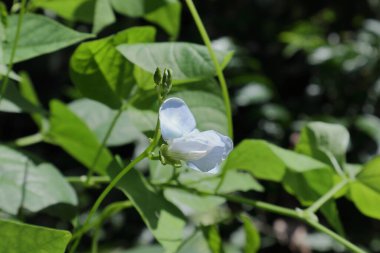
[161,183,366,253]
[91,201,133,253]
[220,193,301,219]
[69,151,147,252]
[185,0,234,139]
[0,0,27,105]
[306,178,348,214]
[222,193,366,253]
[69,117,162,253]
[306,219,366,253]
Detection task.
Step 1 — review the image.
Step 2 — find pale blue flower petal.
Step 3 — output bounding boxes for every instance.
[187,130,233,173]
[166,130,233,173]
[159,98,196,141]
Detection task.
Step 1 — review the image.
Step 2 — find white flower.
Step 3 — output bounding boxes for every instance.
[159,97,233,173]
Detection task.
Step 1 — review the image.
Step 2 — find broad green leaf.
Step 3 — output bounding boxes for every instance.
[109,167,186,253]
[224,140,332,181]
[296,122,350,166]
[0,146,77,215]
[223,140,285,181]
[32,0,95,23]
[70,26,156,108]
[4,14,93,63]
[241,214,260,253]
[144,1,182,39]
[69,98,156,146]
[47,100,113,175]
[93,0,116,33]
[0,219,71,253]
[117,42,233,81]
[349,156,380,219]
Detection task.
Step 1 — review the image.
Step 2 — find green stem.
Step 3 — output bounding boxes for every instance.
[220,193,301,219]
[185,0,233,139]
[66,176,109,185]
[306,219,366,253]
[161,183,365,253]
[13,132,43,146]
[0,0,26,104]
[306,178,349,214]
[69,120,162,253]
[86,106,125,185]
[91,201,133,253]
[69,152,147,252]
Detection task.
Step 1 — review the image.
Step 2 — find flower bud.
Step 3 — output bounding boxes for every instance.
[154,67,162,85]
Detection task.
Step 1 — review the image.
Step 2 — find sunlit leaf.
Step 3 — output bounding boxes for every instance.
[0,146,77,215]
[296,121,350,166]
[70,26,155,108]
[117,42,233,81]
[32,0,95,23]
[48,100,113,175]
[4,14,93,63]
[349,156,380,219]
[0,219,71,253]
[109,167,186,253]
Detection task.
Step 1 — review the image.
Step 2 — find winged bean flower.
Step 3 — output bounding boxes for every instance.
[159,97,233,174]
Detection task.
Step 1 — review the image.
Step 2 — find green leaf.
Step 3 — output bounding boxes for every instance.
[144,1,182,39]
[68,98,156,146]
[32,0,95,23]
[0,219,71,253]
[178,169,263,194]
[117,42,233,81]
[93,0,116,33]
[349,156,380,219]
[70,26,156,108]
[355,115,380,150]
[296,121,350,166]
[109,167,186,253]
[47,100,113,175]
[241,214,260,253]
[225,140,333,181]
[110,0,169,17]
[223,140,285,181]
[203,225,223,253]
[164,188,225,217]
[0,82,45,115]
[19,72,48,129]
[4,13,93,63]
[0,145,77,215]
[111,0,181,38]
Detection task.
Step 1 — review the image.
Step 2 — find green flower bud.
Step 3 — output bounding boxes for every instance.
[154,67,162,85]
